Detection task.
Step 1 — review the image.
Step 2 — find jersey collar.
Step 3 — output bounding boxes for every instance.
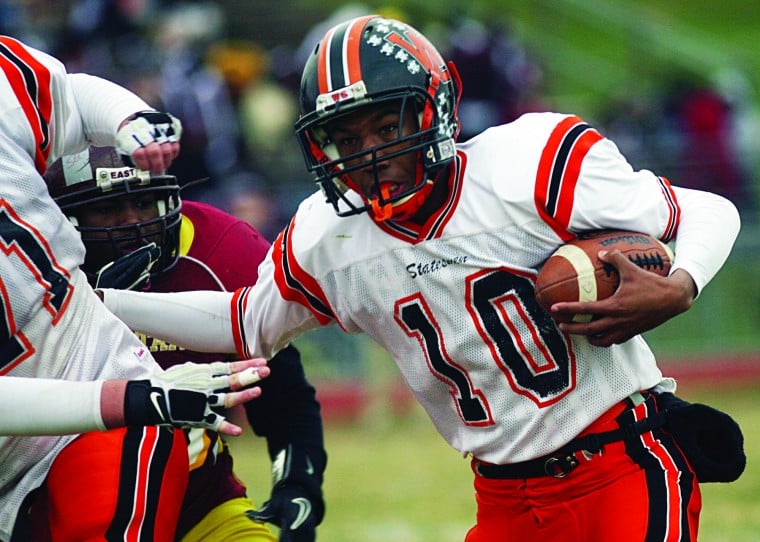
[373,152,465,243]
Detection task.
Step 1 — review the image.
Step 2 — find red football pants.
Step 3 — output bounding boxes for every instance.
[28,426,189,542]
[465,398,702,542]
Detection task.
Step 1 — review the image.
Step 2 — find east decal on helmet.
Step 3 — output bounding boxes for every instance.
[44,146,182,278]
[295,15,462,221]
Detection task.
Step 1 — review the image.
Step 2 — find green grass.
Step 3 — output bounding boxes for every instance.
[229,382,760,542]
[230,400,476,541]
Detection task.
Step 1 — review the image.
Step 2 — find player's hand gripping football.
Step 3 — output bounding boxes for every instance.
[247,445,325,542]
[94,243,161,290]
[116,110,182,173]
[124,359,270,436]
[553,250,697,346]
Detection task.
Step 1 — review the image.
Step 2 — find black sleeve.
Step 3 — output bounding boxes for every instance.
[243,344,327,475]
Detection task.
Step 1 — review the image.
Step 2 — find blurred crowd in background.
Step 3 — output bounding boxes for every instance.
[3,0,758,241]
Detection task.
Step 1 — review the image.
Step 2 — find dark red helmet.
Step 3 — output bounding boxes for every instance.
[44,146,182,278]
[295,15,461,221]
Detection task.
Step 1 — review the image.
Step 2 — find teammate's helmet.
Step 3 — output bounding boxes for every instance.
[295,15,461,220]
[44,146,182,277]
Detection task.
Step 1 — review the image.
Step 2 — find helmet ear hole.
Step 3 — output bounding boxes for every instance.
[446,61,463,140]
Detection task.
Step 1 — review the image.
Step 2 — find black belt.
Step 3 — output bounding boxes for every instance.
[475,410,668,479]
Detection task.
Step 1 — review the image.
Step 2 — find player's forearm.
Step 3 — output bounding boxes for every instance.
[0,377,107,435]
[101,289,237,353]
[68,73,153,145]
[670,187,741,296]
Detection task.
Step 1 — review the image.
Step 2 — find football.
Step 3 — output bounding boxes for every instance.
[535,230,674,322]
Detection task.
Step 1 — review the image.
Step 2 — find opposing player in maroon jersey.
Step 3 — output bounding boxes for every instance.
[45,146,326,542]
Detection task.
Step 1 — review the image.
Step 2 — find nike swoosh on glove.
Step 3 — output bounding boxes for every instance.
[246,485,318,542]
[124,361,262,431]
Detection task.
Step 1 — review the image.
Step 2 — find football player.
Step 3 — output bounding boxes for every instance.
[98,15,743,541]
[45,146,326,542]
[0,35,265,542]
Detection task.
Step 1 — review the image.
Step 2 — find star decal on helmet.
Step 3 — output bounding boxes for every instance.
[437,93,455,138]
[367,17,429,76]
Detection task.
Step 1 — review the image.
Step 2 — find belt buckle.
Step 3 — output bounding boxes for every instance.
[544,454,578,478]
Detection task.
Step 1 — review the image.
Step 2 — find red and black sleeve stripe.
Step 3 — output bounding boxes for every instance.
[272,220,336,326]
[535,116,603,241]
[0,36,53,173]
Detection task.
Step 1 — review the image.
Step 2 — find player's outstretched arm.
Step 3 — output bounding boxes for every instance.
[0,359,269,437]
[99,289,238,353]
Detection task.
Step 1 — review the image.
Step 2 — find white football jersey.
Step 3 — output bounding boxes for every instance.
[234,112,685,465]
[0,36,161,538]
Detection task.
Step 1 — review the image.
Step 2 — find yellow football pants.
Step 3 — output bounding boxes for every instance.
[181,496,277,541]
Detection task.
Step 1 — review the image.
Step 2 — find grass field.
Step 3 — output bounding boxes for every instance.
[229,377,760,542]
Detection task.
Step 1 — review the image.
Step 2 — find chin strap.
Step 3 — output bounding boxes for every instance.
[370,184,393,222]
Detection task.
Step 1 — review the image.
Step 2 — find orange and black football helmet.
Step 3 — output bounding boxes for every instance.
[44,146,182,279]
[295,15,462,221]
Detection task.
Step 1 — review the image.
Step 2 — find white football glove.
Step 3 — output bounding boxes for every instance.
[116,110,182,163]
[124,361,262,432]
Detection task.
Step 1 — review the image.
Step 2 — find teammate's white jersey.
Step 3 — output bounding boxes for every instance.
[0,36,163,538]
[231,112,735,464]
